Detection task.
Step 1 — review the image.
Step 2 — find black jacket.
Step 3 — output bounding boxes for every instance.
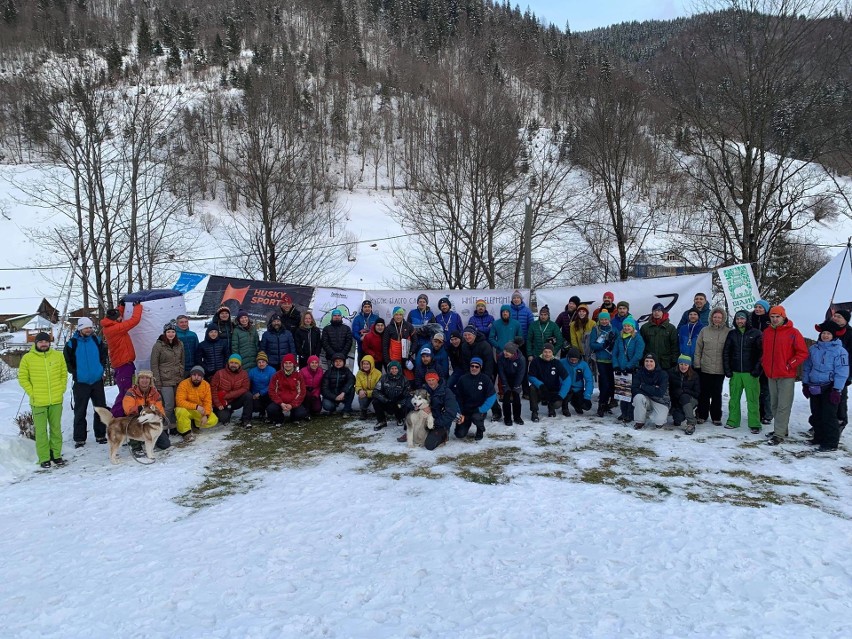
[425,379,460,431]
[293,326,322,368]
[497,352,526,391]
[382,319,415,364]
[670,369,700,404]
[195,327,230,376]
[723,327,763,376]
[373,370,409,403]
[631,361,670,407]
[320,365,355,400]
[459,331,494,378]
[321,321,353,361]
[278,307,301,334]
[454,372,497,414]
[749,311,770,332]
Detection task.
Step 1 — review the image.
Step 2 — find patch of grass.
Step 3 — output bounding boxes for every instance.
[659,467,700,478]
[407,466,444,480]
[721,469,795,486]
[448,446,521,485]
[579,466,619,484]
[488,432,518,441]
[359,451,410,474]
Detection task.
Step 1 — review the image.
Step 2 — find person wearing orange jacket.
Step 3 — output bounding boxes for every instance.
[174,366,219,442]
[121,369,170,454]
[102,300,144,417]
[211,354,254,429]
[762,305,809,445]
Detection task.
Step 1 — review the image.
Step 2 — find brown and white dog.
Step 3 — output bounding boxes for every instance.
[94,406,165,464]
[405,389,435,448]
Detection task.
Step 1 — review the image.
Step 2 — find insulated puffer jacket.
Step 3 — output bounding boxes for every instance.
[321,322,354,361]
[150,336,185,388]
[211,367,250,403]
[723,327,763,376]
[19,345,68,406]
[293,326,322,369]
[231,324,260,370]
[762,318,809,379]
[195,327,230,376]
[101,304,143,368]
[459,331,495,378]
[260,326,296,368]
[373,369,409,403]
[320,366,355,400]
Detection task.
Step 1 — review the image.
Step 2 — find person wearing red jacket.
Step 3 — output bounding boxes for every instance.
[211,354,254,429]
[268,354,308,424]
[762,305,809,445]
[102,301,144,417]
[362,318,386,372]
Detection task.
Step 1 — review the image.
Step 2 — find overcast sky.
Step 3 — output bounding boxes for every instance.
[523,0,692,31]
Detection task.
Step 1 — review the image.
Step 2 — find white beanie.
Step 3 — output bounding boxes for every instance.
[77,317,94,330]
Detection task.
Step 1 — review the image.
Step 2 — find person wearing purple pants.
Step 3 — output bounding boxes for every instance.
[100,301,144,417]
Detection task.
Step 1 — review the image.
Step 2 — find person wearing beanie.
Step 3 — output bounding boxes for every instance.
[414,370,461,449]
[747,302,773,422]
[122,369,170,455]
[677,293,711,328]
[611,301,634,334]
[678,308,705,361]
[592,291,617,321]
[174,366,219,442]
[453,354,498,441]
[212,305,235,346]
[559,347,594,416]
[231,310,260,371]
[293,311,321,369]
[352,300,378,364]
[175,315,199,376]
[670,354,700,434]
[567,304,596,361]
[321,353,356,415]
[468,299,495,337]
[497,341,525,425]
[361,317,386,372]
[278,294,301,335]
[372,360,411,430]
[763,305,809,445]
[298,355,324,417]
[19,330,68,468]
[590,309,617,416]
[723,309,764,433]
[527,304,563,361]
[267,353,308,424]
[556,296,581,346]
[829,309,852,431]
[630,353,671,429]
[195,324,230,380]
[413,346,441,390]
[750,299,771,331]
[407,294,435,353]
[101,300,144,418]
[694,308,730,426]
[458,325,498,425]
[802,320,850,452]
[64,315,109,447]
[383,307,415,381]
[528,342,570,421]
[640,301,678,371]
[249,351,275,419]
[211,351,254,428]
[612,316,645,423]
[151,319,185,427]
[435,297,463,343]
[261,313,296,370]
[321,307,354,364]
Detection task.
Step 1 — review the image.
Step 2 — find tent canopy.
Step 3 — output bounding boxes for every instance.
[781,246,852,334]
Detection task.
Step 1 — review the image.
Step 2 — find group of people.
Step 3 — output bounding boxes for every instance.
[17,289,850,468]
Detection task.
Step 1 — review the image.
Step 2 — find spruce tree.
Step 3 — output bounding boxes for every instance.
[105,39,124,75]
[166,44,182,72]
[3,0,19,25]
[137,16,153,58]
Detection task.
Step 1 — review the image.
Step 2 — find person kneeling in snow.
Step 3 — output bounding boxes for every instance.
[420,372,461,450]
[267,354,308,424]
[122,369,170,454]
[174,366,219,442]
[631,353,670,430]
[528,343,570,421]
[453,357,498,441]
[321,353,356,414]
[355,355,381,419]
[559,347,594,416]
[211,354,255,429]
[373,361,411,431]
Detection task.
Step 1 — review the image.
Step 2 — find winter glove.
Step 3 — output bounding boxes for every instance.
[513,336,524,346]
[802,385,811,399]
[406,360,415,371]
[830,389,842,405]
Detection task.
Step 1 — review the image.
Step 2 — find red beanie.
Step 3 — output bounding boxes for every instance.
[769,305,786,318]
[604,291,614,301]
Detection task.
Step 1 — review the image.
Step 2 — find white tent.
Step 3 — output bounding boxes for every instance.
[781,245,852,333]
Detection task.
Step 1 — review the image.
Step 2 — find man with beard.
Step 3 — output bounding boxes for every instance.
[321,309,354,365]
[453,357,498,441]
[211,354,254,429]
[175,365,219,442]
[122,369,170,456]
[19,332,68,468]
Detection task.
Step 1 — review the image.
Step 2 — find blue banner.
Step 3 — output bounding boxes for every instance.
[172,272,207,294]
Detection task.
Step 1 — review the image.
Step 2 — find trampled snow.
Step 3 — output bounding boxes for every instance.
[1,373,851,638]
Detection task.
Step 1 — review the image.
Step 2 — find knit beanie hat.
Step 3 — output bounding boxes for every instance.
[425,372,440,382]
[623,317,638,330]
[769,305,786,318]
[834,309,851,323]
[539,305,550,315]
[652,302,664,312]
[77,317,94,330]
[190,365,205,376]
[35,331,51,343]
[541,343,555,353]
[236,310,249,321]
[755,300,770,313]
[393,306,405,316]
[282,353,297,365]
[388,360,401,372]
[604,291,615,301]
[677,354,692,365]
[569,295,581,306]
[500,304,511,314]
[163,320,177,332]
[374,317,386,327]
[503,342,518,354]
[566,347,581,360]
[438,297,451,308]
[307,355,320,366]
[734,310,749,322]
[228,353,242,364]
[417,294,429,303]
[817,320,841,338]
[598,311,610,320]
[470,357,484,366]
[256,351,269,363]
[463,325,477,336]
[617,301,630,310]
[281,294,292,305]
[361,300,372,309]
[331,309,343,317]
[475,299,487,308]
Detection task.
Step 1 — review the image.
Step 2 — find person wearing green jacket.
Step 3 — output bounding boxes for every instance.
[19,332,69,469]
[231,311,260,371]
[526,305,564,361]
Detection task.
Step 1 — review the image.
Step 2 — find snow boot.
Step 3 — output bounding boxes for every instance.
[39,461,51,469]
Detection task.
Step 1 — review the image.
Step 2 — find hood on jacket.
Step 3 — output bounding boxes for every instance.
[709,307,728,326]
[204,325,221,341]
[360,355,376,371]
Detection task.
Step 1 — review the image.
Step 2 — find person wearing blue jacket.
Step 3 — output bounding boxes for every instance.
[802,321,850,452]
[510,291,535,396]
[63,317,109,447]
[528,343,570,421]
[427,333,451,379]
[560,347,594,416]
[351,300,378,363]
[195,326,230,380]
[489,305,523,353]
[434,297,463,343]
[453,357,498,441]
[413,346,442,390]
[175,314,199,375]
[611,301,634,334]
[260,314,296,369]
[423,373,462,450]
[612,318,645,423]
[590,311,617,417]
[407,294,436,353]
[468,300,495,336]
[497,342,526,426]
[677,310,705,360]
[248,351,276,418]
[631,353,671,429]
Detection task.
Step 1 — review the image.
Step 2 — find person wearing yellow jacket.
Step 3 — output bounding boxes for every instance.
[174,365,219,442]
[355,355,381,419]
[19,332,68,469]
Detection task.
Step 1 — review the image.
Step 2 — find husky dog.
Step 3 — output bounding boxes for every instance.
[405,389,435,448]
[94,406,165,464]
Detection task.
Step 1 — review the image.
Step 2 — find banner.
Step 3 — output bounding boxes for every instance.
[310,287,366,328]
[172,272,208,294]
[535,273,712,326]
[198,275,313,320]
[614,372,633,403]
[365,289,531,324]
[718,264,760,319]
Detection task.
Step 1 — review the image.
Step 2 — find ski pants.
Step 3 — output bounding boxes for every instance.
[33,403,63,464]
[727,372,760,428]
[72,380,107,443]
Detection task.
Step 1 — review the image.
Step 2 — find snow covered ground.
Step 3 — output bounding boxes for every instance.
[1,373,851,638]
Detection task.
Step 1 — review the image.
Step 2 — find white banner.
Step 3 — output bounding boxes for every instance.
[310,287,366,329]
[535,273,713,326]
[365,289,530,323]
[718,264,760,319]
